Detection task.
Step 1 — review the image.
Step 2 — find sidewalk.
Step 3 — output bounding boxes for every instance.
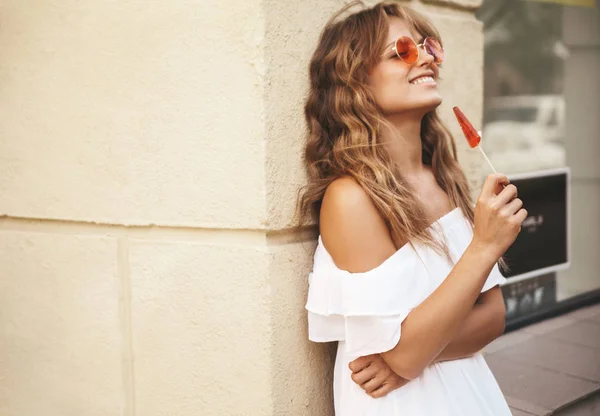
[483,302,600,416]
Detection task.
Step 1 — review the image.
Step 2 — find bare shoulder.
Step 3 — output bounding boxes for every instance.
[320,176,397,273]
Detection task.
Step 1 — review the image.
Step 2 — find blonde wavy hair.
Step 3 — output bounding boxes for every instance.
[296,1,479,260]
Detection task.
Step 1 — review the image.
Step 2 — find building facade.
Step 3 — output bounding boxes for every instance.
[2,0,583,414]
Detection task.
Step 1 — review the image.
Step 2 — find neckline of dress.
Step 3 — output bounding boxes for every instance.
[317,207,464,274]
[318,207,462,245]
[429,206,462,230]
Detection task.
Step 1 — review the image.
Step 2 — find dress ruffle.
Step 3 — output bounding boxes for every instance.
[305,208,507,357]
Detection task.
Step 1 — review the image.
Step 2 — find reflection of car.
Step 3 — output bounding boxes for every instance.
[481,95,566,173]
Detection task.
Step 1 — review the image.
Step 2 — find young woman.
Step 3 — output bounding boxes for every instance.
[297,2,526,415]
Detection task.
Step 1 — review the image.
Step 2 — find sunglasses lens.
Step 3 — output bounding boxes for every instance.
[395,36,418,64]
[424,38,444,64]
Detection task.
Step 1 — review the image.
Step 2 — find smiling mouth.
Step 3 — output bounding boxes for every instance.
[410,76,436,85]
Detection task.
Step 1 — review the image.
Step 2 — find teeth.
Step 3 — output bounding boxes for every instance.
[411,76,435,85]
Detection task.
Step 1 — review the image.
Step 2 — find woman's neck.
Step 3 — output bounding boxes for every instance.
[381,113,426,176]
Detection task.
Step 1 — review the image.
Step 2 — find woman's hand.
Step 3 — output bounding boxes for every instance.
[349,354,410,398]
[472,173,528,260]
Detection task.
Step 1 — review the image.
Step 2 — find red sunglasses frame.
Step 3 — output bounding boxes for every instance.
[382,36,444,64]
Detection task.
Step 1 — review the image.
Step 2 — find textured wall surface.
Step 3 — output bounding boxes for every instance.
[0,0,485,415]
[0,232,123,416]
[129,240,273,416]
[0,0,267,228]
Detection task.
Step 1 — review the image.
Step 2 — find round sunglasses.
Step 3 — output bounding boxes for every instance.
[382,36,444,64]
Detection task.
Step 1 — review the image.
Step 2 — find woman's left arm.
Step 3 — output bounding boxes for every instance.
[350,286,506,396]
[433,285,506,362]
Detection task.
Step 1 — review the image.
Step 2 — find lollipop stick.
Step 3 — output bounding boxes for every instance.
[478,145,497,173]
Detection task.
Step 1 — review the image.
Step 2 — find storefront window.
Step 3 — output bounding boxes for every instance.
[477,0,600,319]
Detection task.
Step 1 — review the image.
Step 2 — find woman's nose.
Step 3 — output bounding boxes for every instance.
[417,45,435,66]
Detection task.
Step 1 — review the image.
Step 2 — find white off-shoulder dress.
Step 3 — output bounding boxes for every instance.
[305,207,512,415]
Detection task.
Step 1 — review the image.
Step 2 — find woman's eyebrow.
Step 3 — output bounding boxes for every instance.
[384,36,425,49]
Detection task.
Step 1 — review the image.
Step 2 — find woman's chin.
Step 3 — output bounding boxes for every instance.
[412,98,443,114]
[382,96,443,117]
[426,92,443,106]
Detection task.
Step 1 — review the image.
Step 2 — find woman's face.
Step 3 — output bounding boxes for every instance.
[368,17,442,116]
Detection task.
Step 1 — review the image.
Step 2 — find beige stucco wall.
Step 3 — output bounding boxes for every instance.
[0,0,484,415]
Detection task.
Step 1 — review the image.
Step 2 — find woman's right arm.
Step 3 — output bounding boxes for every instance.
[320,174,527,381]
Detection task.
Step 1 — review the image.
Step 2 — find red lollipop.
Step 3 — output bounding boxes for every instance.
[453,106,480,148]
[452,106,496,173]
